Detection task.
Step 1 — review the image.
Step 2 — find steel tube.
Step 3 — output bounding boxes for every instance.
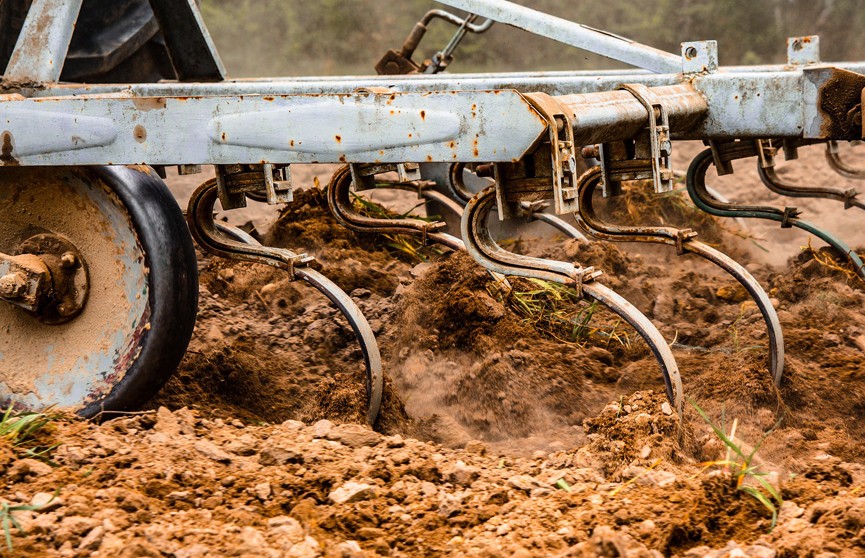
[3,0,84,82]
[435,0,682,73]
[556,84,709,145]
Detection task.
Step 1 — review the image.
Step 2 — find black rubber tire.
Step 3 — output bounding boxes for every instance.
[0,165,197,417]
[79,166,198,417]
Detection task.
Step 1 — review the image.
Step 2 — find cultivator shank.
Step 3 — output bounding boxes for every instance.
[2,0,865,420]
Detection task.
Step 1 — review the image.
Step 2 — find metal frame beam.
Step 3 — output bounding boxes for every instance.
[3,0,84,82]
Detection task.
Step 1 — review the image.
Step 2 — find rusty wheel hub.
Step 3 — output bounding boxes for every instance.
[0,233,90,325]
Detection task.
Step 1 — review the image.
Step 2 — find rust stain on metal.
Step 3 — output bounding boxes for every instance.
[335,135,342,143]
[818,68,865,139]
[133,125,147,143]
[0,132,19,165]
[131,97,167,112]
[420,110,426,120]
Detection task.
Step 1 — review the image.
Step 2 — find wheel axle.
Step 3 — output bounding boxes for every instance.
[0,233,89,324]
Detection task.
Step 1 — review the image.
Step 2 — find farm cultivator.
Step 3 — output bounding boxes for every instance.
[1,0,864,426]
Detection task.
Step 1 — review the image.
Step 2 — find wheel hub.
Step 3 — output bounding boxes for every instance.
[0,233,89,324]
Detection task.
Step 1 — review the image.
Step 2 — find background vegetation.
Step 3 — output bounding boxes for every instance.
[199,0,865,77]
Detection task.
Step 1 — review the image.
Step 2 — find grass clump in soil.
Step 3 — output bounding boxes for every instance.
[0,407,60,462]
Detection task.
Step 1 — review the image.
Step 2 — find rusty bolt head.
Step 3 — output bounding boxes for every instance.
[0,272,27,299]
[56,302,76,317]
[60,252,78,269]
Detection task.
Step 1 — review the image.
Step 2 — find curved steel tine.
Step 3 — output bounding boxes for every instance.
[826,141,865,181]
[687,147,865,280]
[462,185,684,415]
[189,180,384,425]
[518,201,589,241]
[757,153,865,211]
[576,167,784,386]
[347,174,510,284]
[326,166,461,252]
[370,178,467,220]
[448,163,589,241]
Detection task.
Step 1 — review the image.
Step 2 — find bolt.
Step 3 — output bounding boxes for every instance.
[0,272,27,299]
[60,252,78,269]
[56,301,76,317]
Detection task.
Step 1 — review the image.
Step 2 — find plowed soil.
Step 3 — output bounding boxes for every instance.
[5,144,865,557]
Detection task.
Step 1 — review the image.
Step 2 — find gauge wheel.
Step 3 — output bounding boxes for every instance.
[0,165,198,417]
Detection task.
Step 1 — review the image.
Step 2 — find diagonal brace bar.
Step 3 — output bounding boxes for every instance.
[3,0,84,83]
[434,0,682,74]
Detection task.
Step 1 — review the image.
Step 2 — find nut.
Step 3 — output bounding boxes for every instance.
[60,252,78,269]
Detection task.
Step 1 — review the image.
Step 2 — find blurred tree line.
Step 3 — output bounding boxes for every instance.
[199,0,865,77]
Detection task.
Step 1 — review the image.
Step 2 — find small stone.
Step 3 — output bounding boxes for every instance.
[507,475,543,492]
[331,540,363,558]
[438,493,462,517]
[636,519,656,537]
[268,516,304,548]
[78,525,104,551]
[786,517,809,533]
[661,402,673,416]
[778,500,804,522]
[446,460,481,487]
[281,420,305,430]
[260,283,278,299]
[8,458,53,479]
[640,445,652,459]
[325,424,382,448]
[238,526,271,554]
[205,324,224,344]
[59,515,100,536]
[310,420,333,438]
[194,440,232,463]
[154,406,182,436]
[31,492,62,511]
[328,482,376,504]
[287,536,321,558]
[254,482,272,501]
[744,545,776,558]
[463,440,488,456]
[167,491,191,503]
[260,446,304,466]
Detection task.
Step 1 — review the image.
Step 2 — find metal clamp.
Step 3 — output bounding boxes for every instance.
[523,92,579,214]
[349,162,421,192]
[618,83,674,193]
[215,164,292,209]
